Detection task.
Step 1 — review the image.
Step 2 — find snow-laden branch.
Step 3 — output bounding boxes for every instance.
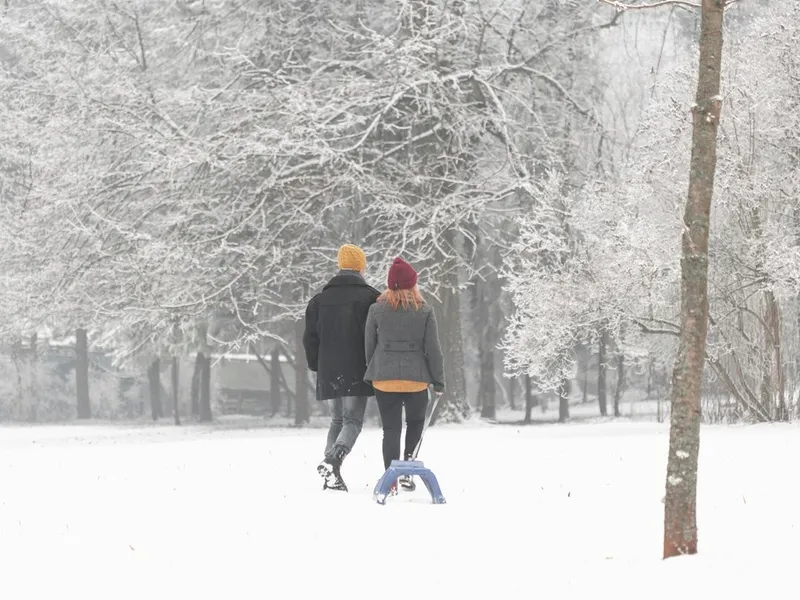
[0,0,619,360]
[598,0,700,11]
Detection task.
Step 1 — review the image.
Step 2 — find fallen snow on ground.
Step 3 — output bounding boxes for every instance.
[1,419,797,599]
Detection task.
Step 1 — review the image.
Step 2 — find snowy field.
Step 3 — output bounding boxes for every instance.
[1,419,798,599]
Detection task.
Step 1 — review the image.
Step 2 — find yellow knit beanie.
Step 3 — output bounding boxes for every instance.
[337,244,367,272]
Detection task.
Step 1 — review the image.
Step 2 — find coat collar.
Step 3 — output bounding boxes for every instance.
[323,270,370,290]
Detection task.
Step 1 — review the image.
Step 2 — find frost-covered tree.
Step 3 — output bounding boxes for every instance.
[501,0,798,424]
[1,0,621,422]
[611,1,800,423]
[503,0,796,558]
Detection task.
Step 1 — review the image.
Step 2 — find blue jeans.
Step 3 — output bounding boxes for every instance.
[325,396,368,459]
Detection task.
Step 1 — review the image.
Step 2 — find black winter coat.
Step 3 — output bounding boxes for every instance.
[303,271,380,401]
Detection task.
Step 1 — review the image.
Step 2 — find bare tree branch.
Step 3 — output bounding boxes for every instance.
[598,0,700,11]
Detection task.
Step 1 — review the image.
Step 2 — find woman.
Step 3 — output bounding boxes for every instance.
[364,257,445,491]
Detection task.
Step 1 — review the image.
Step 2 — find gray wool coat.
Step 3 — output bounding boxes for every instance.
[364,300,446,393]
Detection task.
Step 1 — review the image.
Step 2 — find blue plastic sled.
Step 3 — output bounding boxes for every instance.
[373,459,446,505]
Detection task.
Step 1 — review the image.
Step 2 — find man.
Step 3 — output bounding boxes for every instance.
[303,244,380,492]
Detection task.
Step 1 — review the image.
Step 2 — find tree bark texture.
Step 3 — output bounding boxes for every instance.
[190,352,201,419]
[28,333,39,422]
[148,358,162,421]
[663,0,724,560]
[558,377,570,423]
[432,279,470,423]
[172,356,181,426]
[474,273,497,420]
[598,327,608,416]
[762,290,786,420]
[614,350,624,418]
[524,374,536,423]
[198,352,212,422]
[76,328,91,419]
[294,318,310,425]
[270,347,282,417]
[431,231,470,424]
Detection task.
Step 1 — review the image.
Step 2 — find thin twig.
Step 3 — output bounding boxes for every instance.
[598,0,700,10]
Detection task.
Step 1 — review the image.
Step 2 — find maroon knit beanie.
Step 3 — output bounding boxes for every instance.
[387,257,418,290]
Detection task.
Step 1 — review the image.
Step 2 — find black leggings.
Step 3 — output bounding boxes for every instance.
[375,389,429,469]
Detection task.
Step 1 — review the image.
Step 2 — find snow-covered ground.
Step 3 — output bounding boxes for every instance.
[1,419,797,599]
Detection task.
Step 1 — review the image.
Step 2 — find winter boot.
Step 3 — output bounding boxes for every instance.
[318,446,348,492]
[399,454,416,491]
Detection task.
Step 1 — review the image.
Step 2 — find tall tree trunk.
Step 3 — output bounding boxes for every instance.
[474,275,497,420]
[172,356,181,426]
[763,290,786,421]
[748,197,785,422]
[598,327,608,416]
[795,204,800,419]
[577,346,589,403]
[190,352,201,419]
[198,351,212,422]
[663,0,725,560]
[470,234,501,420]
[431,234,470,424]
[478,345,495,419]
[75,328,91,419]
[28,333,38,422]
[282,350,293,418]
[295,319,310,425]
[582,367,588,404]
[270,347,282,417]
[524,374,535,423]
[508,376,516,411]
[148,358,162,421]
[11,340,24,416]
[119,377,132,418]
[432,282,468,423]
[614,350,625,418]
[558,377,570,423]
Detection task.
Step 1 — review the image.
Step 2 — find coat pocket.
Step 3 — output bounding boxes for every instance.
[381,341,422,380]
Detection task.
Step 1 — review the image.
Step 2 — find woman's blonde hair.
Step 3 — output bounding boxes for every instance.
[378,286,425,311]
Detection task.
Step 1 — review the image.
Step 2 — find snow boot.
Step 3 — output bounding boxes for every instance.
[323,469,348,492]
[398,475,415,491]
[318,446,348,492]
[399,454,416,491]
